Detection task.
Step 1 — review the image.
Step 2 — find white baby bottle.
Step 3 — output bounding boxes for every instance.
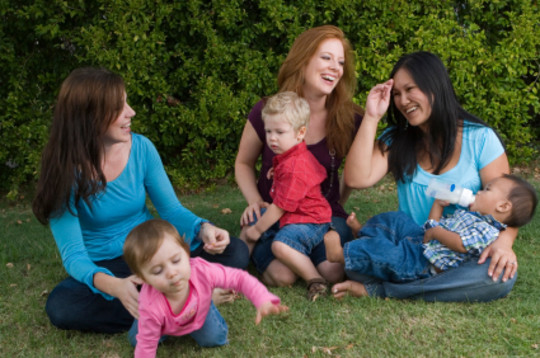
[426,179,475,207]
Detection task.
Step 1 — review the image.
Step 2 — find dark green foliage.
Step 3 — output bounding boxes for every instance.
[1,0,539,198]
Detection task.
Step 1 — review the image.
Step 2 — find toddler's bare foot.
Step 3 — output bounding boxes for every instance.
[324,230,344,263]
[346,212,362,236]
[331,280,368,299]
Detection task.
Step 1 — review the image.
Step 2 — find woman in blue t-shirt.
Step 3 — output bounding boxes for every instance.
[339,51,517,302]
[32,68,249,333]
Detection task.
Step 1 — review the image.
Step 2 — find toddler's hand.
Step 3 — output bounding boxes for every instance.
[423,228,435,243]
[255,302,289,325]
[434,199,450,207]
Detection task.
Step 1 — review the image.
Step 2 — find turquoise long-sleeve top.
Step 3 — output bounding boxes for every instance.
[49,133,205,299]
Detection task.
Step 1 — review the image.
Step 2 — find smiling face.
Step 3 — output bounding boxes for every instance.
[392,68,432,131]
[264,115,306,155]
[302,38,345,98]
[139,233,191,299]
[469,177,512,216]
[103,93,136,146]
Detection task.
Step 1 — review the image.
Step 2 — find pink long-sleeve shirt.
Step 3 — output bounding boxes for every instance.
[135,257,280,357]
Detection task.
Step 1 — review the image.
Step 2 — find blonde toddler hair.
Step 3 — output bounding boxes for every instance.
[262,91,310,131]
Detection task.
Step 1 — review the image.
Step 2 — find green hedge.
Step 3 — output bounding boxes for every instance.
[1,0,539,199]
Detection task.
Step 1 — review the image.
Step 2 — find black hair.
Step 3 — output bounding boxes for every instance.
[503,174,538,227]
[379,51,503,183]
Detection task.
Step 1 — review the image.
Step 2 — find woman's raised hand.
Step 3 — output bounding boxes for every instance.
[364,79,394,121]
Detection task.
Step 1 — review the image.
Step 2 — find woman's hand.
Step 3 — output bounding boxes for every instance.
[200,223,230,255]
[478,237,517,282]
[240,202,269,227]
[364,79,394,120]
[111,275,143,319]
[94,272,142,319]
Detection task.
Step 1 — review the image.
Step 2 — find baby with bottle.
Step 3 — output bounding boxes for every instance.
[324,174,537,284]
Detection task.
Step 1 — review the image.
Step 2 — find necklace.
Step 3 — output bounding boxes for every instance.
[323,149,336,198]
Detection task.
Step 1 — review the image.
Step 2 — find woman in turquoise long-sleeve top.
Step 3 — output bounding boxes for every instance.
[33,68,248,333]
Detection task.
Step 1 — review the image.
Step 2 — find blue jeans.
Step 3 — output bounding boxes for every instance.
[274,223,330,255]
[46,257,134,333]
[251,213,353,273]
[344,211,432,282]
[192,235,249,269]
[128,302,228,347]
[345,211,517,302]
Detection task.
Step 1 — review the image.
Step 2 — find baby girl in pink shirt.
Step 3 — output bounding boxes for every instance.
[123,219,288,358]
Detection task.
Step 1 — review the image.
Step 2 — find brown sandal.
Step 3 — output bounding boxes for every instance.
[306,278,328,301]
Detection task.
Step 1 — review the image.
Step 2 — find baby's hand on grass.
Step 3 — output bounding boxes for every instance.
[255,302,289,325]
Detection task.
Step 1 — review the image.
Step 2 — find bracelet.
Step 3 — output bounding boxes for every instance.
[197,221,211,239]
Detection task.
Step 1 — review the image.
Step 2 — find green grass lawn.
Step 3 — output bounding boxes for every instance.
[1,176,539,357]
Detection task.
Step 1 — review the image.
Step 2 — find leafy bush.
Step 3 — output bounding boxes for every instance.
[1,0,539,198]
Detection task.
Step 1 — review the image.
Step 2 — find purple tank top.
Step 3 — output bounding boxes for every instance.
[248,99,361,218]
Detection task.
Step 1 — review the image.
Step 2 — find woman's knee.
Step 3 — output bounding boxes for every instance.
[317,261,345,284]
[263,260,297,287]
[231,237,250,269]
[45,289,76,329]
[207,236,250,269]
[474,270,517,302]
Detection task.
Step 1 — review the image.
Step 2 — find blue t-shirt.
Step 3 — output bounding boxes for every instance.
[382,122,504,225]
[50,133,205,299]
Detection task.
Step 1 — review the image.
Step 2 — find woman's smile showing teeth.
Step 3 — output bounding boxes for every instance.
[302,38,345,97]
[322,74,336,82]
[406,106,417,114]
[392,69,432,130]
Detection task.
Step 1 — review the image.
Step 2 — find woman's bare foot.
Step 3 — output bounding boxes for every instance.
[331,280,368,299]
[346,212,362,236]
[323,230,344,263]
[212,288,238,305]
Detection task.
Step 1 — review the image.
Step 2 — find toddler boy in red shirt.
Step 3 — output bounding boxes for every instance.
[241,91,332,301]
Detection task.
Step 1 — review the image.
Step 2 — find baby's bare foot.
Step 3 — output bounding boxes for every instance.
[346,212,362,236]
[324,230,344,263]
[331,280,368,299]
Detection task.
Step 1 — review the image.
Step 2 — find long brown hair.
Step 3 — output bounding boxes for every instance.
[33,67,125,224]
[277,25,362,158]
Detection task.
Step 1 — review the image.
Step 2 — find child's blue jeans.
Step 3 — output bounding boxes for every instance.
[250,208,351,274]
[128,302,228,348]
[344,211,517,302]
[343,211,433,283]
[274,222,330,255]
